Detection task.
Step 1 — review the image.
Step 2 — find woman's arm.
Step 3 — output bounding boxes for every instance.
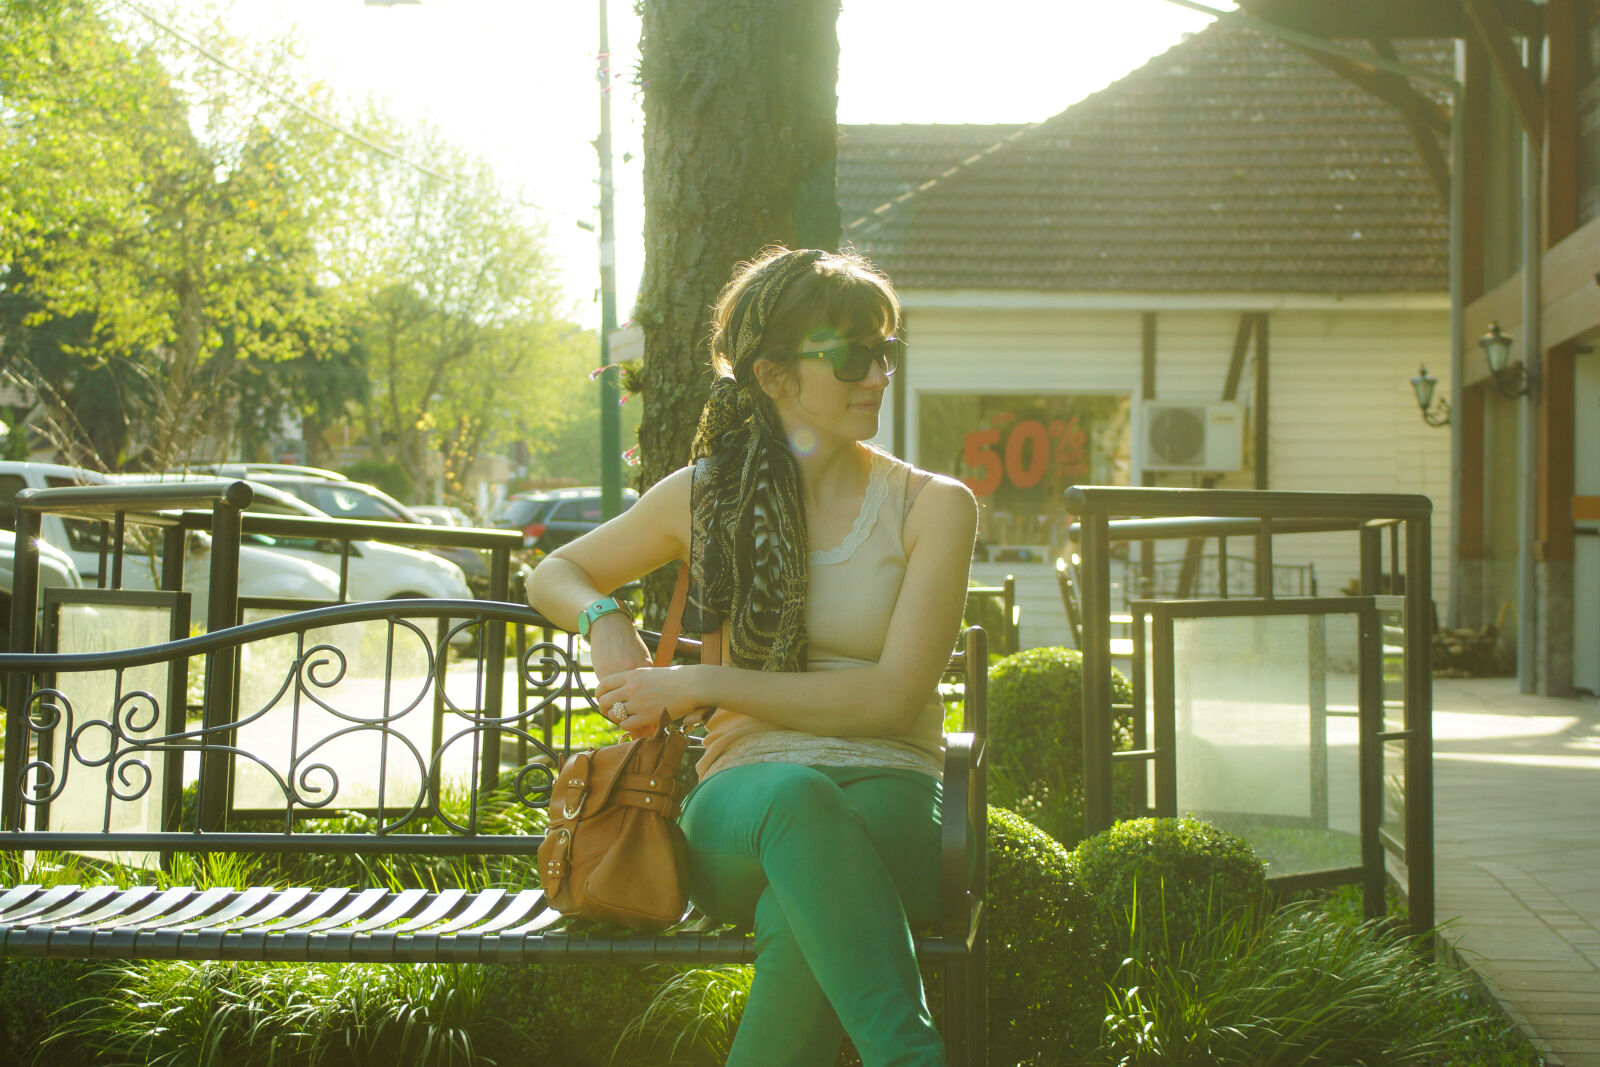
[527,466,693,683]
[597,475,978,737]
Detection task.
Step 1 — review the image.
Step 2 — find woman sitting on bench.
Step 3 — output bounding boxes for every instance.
[529,247,977,1067]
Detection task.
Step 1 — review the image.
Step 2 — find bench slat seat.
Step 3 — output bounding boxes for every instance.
[0,881,978,965]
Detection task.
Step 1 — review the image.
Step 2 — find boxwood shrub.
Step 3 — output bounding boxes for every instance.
[987,646,1140,846]
[982,806,1101,1066]
[1074,816,1267,962]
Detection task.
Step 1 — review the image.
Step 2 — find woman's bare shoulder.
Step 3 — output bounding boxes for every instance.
[902,468,976,556]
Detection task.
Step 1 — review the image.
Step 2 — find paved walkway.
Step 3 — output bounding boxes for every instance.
[1434,677,1600,1066]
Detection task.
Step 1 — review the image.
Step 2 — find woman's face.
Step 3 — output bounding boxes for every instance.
[760,324,893,453]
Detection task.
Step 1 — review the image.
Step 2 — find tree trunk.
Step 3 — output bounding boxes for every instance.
[635,0,841,503]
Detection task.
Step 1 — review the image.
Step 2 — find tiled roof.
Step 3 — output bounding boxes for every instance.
[838,22,1450,294]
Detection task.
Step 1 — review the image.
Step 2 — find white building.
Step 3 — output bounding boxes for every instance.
[839,24,1453,649]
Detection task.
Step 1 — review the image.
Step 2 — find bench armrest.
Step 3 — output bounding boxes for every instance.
[939,731,985,946]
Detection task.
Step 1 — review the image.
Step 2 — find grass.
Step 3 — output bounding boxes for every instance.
[1100,896,1484,1066]
[612,965,752,1066]
[47,960,493,1067]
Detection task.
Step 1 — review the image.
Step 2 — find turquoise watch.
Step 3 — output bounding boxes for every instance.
[577,596,632,637]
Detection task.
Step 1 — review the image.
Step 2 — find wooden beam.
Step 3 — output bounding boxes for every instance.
[1458,383,1486,559]
[1461,0,1544,144]
[1254,313,1269,490]
[1368,39,1452,207]
[1142,313,1157,402]
[1536,346,1576,563]
[1543,0,1579,248]
[1293,43,1449,133]
[1238,0,1543,39]
[1289,39,1451,206]
[1222,313,1253,401]
[1461,35,1489,304]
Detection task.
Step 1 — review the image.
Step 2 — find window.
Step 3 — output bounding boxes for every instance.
[918,393,1130,559]
[303,484,406,521]
[492,498,549,527]
[552,499,600,522]
[45,476,111,553]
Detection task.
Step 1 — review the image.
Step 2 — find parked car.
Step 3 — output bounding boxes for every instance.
[198,465,492,595]
[487,486,639,552]
[410,504,472,528]
[119,474,474,604]
[0,462,342,610]
[0,527,83,648]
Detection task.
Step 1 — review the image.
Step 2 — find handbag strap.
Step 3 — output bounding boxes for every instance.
[653,562,722,669]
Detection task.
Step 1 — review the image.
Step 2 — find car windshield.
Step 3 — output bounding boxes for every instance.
[300,484,408,521]
[491,498,550,527]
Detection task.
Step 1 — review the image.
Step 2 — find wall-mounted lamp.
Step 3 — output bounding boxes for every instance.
[1410,365,1450,426]
[1480,321,1537,398]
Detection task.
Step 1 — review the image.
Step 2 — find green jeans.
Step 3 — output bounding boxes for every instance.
[679,761,947,1067]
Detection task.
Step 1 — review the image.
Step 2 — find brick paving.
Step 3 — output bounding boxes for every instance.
[1434,678,1600,1066]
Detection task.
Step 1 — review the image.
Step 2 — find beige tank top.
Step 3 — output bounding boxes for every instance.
[696,447,945,781]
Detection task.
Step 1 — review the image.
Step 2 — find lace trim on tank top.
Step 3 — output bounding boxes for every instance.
[810,450,891,567]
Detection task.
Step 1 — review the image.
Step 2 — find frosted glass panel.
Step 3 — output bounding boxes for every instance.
[1379,603,1408,857]
[1170,612,1363,879]
[47,600,179,865]
[232,608,443,816]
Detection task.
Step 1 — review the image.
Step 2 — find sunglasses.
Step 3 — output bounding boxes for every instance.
[795,337,903,382]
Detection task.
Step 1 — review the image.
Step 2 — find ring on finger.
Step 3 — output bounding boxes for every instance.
[608,700,627,724]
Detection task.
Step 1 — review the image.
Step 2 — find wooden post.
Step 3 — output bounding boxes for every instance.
[1462,37,1489,306]
[1543,0,1579,249]
[1254,313,1270,490]
[1536,348,1576,565]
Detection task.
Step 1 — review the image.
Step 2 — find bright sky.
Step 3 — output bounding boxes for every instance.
[203,0,1232,326]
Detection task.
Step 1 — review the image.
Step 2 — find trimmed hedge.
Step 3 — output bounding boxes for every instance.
[1074,816,1267,961]
[983,806,1101,1065]
[987,646,1140,846]
[0,957,111,1065]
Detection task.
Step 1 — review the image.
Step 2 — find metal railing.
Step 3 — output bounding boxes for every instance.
[3,481,523,832]
[1065,486,1435,935]
[965,575,1018,656]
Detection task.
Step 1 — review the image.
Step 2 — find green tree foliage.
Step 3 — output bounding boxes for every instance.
[329,113,587,496]
[0,0,353,468]
[1,3,585,484]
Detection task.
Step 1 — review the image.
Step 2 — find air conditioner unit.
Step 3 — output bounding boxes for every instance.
[1139,401,1245,472]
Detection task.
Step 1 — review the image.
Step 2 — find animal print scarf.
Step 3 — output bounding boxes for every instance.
[686,250,822,673]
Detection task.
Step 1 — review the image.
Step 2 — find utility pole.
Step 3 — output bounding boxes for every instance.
[596,0,623,520]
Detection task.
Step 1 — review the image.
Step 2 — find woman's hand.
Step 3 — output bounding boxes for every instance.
[594,664,710,738]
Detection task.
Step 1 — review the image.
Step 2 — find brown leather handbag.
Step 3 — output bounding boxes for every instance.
[537,565,718,929]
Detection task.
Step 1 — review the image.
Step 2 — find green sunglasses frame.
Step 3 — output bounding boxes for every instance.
[794,337,903,382]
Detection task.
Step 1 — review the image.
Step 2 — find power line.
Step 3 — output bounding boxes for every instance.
[110,0,589,224]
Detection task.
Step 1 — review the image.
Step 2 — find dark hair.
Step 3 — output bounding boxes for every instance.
[707,246,902,392]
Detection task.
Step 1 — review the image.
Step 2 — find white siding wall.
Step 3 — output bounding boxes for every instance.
[884,304,1452,647]
[1267,309,1452,606]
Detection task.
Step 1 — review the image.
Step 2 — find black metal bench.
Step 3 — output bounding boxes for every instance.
[0,481,989,1065]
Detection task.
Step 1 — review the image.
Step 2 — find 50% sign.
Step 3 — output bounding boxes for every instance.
[960,415,1088,497]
